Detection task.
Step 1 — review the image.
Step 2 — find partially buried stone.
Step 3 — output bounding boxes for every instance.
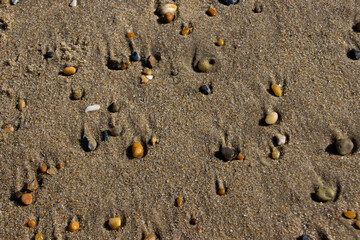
[348,49,360,60]
[130,51,141,61]
[253,2,263,13]
[35,233,44,240]
[199,85,212,95]
[82,135,97,152]
[109,102,120,113]
[335,138,353,155]
[109,127,121,137]
[108,217,121,230]
[298,234,311,240]
[316,187,335,202]
[101,130,109,141]
[144,233,157,240]
[47,167,56,175]
[219,0,239,5]
[44,52,54,59]
[71,89,83,100]
[197,59,213,72]
[221,147,234,161]
[27,179,39,192]
[344,210,356,219]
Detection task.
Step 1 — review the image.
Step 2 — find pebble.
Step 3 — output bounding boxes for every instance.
[11,0,18,5]
[27,220,36,228]
[176,196,183,207]
[71,89,83,100]
[141,75,149,84]
[82,135,97,151]
[253,2,263,13]
[125,61,131,67]
[146,75,154,80]
[47,167,56,175]
[44,51,54,59]
[316,187,335,202]
[56,163,63,169]
[344,210,356,219]
[144,233,157,240]
[220,0,239,5]
[164,13,175,23]
[271,148,280,160]
[108,217,121,230]
[355,22,360,32]
[271,84,282,97]
[21,193,33,205]
[27,179,39,192]
[132,142,144,158]
[298,234,311,240]
[143,68,152,75]
[197,59,213,72]
[335,138,353,155]
[130,51,141,61]
[63,66,77,76]
[150,137,159,145]
[148,56,157,68]
[68,221,79,232]
[69,0,77,7]
[121,63,127,70]
[158,4,177,23]
[17,99,26,110]
[207,8,216,16]
[199,85,212,95]
[348,49,360,60]
[39,166,47,173]
[275,133,286,145]
[216,39,224,46]
[109,127,121,137]
[101,130,109,141]
[356,221,360,229]
[109,102,120,113]
[34,233,44,240]
[265,111,278,125]
[217,187,226,195]
[4,125,14,133]
[236,154,244,160]
[126,32,136,38]
[221,147,234,161]
[85,104,100,113]
[181,27,191,35]
[190,217,199,225]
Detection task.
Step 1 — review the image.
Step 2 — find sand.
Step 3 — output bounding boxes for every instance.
[0,0,360,239]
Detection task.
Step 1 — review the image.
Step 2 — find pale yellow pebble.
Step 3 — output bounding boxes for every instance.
[316,187,335,202]
[176,196,183,207]
[150,137,159,145]
[141,75,149,84]
[47,167,56,175]
[63,66,77,76]
[72,89,83,100]
[197,59,213,72]
[108,217,121,230]
[143,68,152,75]
[4,125,14,133]
[355,220,360,229]
[17,99,26,110]
[271,84,282,97]
[35,233,44,240]
[271,148,280,160]
[265,112,278,125]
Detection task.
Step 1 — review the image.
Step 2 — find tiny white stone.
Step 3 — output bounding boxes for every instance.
[11,0,19,5]
[146,75,153,80]
[85,104,100,113]
[69,0,77,7]
[275,133,286,145]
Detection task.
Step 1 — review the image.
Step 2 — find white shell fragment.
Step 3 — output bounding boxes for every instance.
[11,0,19,5]
[159,3,177,15]
[69,0,77,7]
[85,104,100,113]
[146,75,154,80]
[275,133,286,145]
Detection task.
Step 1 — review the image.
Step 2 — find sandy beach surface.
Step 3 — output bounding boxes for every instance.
[1,0,360,239]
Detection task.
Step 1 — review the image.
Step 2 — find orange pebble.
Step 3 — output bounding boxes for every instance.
[126,32,136,38]
[39,166,47,173]
[216,39,224,46]
[344,210,356,219]
[21,193,33,205]
[132,142,144,158]
[121,63,127,70]
[28,220,36,228]
[236,154,245,160]
[356,220,360,229]
[56,163,63,169]
[164,13,175,23]
[207,8,216,16]
[217,188,226,196]
[68,221,80,232]
[181,27,191,36]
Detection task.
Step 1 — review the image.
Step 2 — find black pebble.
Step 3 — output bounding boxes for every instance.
[130,51,141,61]
[101,130,109,142]
[347,49,360,60]
[219,0,239,5]
[297,234,311,240]
[199,85,212,95]
[44,52,54,59]
[221,147,235,161]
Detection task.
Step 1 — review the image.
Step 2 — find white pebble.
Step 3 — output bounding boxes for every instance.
[69,0,77,7]
[275,134,286,145]
[85,104,100,113]
[11,0,19,5]
[146,75,154,80]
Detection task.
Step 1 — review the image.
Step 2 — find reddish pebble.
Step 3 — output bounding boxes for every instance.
[126,32,136,38]
[21,193,33,205]
[207,8,216,16]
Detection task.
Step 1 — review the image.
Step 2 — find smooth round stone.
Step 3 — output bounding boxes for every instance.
[176,196,183,207]
[21,193,33,205]
[72,90,83,100]
[219,0,239,5]
[130,51,141,61]
[132,142,144,158]
[271,84,282,97]
[27,179,39,192]
[82,135,97,152]
[271,148,280,160]
[197,59,213,72]
[68,221,79,232]
[335,139,353,155]
[164,13,175,23]
[344,210,356,219]
[316,187,335,202]
[108,217,121,230]
[63,66,77,76]
[109,127,121,137]
[221,147,234,161]
[265,112,278,125]
[109,102,120,113]
[17,99,26,111]
[28,220,36,228]
[35,233,44,240]
[355,220,360,229]
[199,85,211,95]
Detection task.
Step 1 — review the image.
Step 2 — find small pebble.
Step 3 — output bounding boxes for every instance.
[17,99,26,110]
[144,233,157,240]
[220,0,239,5]
[141,75,149,84]
[1,0,10,4]
[82,135,97,152]
[132,142,144,158]
[108,217,121,230]
[253,2,263,13]
[109,127,121,137]
[63,66,77,76]
[27,179,39,192]
[298,234,311,240]
[126,32,136,38]
[164,13,175,23]
[85,104,100,113]
[217,187,226,195]
[236,154,244,160]
[316,187,335,202]
[197,59,213,72]
[271,148,280,160]
[190,217,198,225]
[47,167,56,175]
[69,0,77,7]
[27,220,36,228]
[199,85,212,95]
[101,130,109,141]
[348,49,360,60]
[56,163,63,169]
[150,137,159,145]
[71,89,83,100]
[216,39,224,46]
[355,220,360,229]
[355,22,360,32]
[207,8,216,16]
[121,63,127,70]
[271,84,282,97]
[335,139,353,155]
[143,68,152,75]
[146,75,154,80]
[181,27,191,35]
[44,51,54,59]
[344,210,356,219]
[68,221,79,232]
[109,102,120,113]
[176,196,183,207]
[221,147,234,161]
[148,56,157,68]
[125,61,131,67]
[39,166,47,173]
[11,0,18,5]
[21,193,33,205]
[35,233,44,240]
[265,111,278,125]
[4,125,14,133]
[275,133,286,145]
[130,51,141,61]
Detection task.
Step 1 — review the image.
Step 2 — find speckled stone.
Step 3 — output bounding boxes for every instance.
[335,139,353,155]
[221,147,234,161]
[316,187,335,202]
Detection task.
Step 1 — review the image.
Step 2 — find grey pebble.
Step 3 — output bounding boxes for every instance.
[82,135,97,151]
[44,52,54,59]
[221,147,235,161]
[335,138,353,155]
[109,127,121,137]
[219,0,239,5]
[199,85,212,95]
[11,0,19,5]
[108,102,120,113]
[299,234,311,240]
[101,130,109,142]
[130,51,141,61]
[348,49,360,60]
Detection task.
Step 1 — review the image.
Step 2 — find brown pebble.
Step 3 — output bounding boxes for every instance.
[217,187,226,196]
[109,127,121,137]
[344,210,356,219]
[125,61,131,67]
[4,125,14,133]
[1,0,11,4]
[27,179,39,192]
[148,56,157,68]
[176,196,183,207]
[56,163,63,169]
[68,221,80,232]
[164,13,175,23]
[141,75,149,84]
[132,142,144,158]
[21,193,33,205]
[181,27,191,36]
[63,66,77,76]
[17,99,26,111]
[356,220,360,229]
[207,8,216,16]
[144,233,157,240]
[126,32,136,38]
[39,166,47,173]
[109,102,120,113]
[216,39,224,46]
[120,63,127,70]
[27,220,36,228]
[190,217,198,225]
[271,84,282,97]
[143,68,152,75]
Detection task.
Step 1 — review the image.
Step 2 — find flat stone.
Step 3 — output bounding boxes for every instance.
[335,139,353,155]
[130,51,141,61]
[316,187,335,202]
[221,147,234,161]
[27,179,39,192]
